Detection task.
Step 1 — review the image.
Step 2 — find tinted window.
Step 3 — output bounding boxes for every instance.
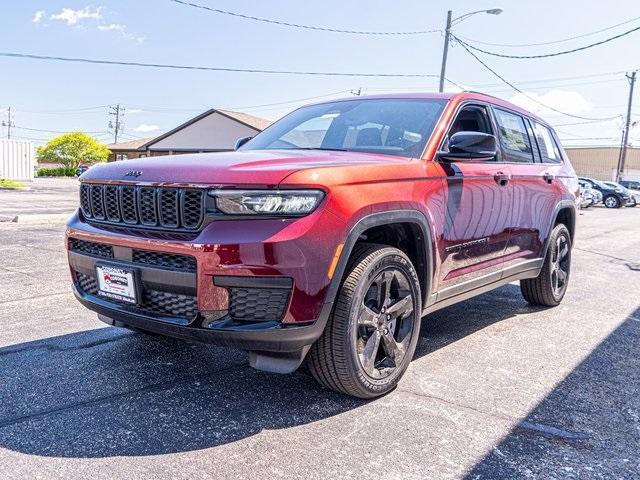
[532,121,562,163]
[493,109,534,163]
[241,99,447,159]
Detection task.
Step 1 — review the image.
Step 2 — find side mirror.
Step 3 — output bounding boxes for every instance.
[437,131,497,161]
[234,136,253,151]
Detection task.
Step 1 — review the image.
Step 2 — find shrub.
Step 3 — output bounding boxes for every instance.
[36,166,78,177]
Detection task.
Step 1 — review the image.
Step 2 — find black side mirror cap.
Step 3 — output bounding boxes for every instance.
[437,131,498,161]
[235,136,253,151]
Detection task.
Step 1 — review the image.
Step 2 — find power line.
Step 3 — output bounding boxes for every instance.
[13,125,106,134]
[455,15,640,48]
[456,25,640,59]
[452,35,620,122]
[15,105,108,114]
[170,0,440,35]
[0,51,441,78]
[552,118,618,127]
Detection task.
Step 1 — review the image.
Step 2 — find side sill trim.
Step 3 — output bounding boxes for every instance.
[425,258,543,315]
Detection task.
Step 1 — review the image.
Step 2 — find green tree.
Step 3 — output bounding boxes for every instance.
[37,132,110,169]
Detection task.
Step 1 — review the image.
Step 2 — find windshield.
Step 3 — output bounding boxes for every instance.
[241,98,447,159]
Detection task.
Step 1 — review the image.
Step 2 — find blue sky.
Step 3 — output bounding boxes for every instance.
[1,0,639,146]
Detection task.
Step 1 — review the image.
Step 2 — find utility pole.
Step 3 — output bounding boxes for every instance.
[438,10,453,93]
[108,104,125,143]
[2,107,14,139]
[617,71,637,181]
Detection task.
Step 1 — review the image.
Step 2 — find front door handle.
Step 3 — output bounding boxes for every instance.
[493,171,510,187]
[543,172,555,184]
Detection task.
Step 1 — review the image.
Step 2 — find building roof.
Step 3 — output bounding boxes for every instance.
[217,110,272,131]
[143,109,271,149]
[107,137,156,151]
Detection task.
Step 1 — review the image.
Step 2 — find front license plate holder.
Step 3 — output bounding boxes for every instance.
[95,263,141,305]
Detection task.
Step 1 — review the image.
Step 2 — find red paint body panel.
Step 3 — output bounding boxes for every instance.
[67,92,578,349]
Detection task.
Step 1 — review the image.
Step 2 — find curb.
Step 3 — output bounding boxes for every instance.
[0,213,71,224]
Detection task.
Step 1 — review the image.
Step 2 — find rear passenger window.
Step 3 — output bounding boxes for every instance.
[532,121,562,163]
[493,109,534,163]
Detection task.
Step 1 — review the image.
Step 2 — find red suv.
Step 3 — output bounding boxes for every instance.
[67,92,578,398]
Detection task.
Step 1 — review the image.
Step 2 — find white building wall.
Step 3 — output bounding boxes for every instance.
[149,112,259,151]
[0,140,34,181]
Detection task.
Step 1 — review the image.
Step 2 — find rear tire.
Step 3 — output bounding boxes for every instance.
[308,244,422,399]
[520,224,572,307]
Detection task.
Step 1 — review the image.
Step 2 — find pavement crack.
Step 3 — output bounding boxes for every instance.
[0,292,69,306]
[0,363,248,430]
[396,387,517,423]
[516,420,591,443]
[0,332,132,357]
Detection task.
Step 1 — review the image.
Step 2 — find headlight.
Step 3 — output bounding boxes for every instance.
[210,190,324,216]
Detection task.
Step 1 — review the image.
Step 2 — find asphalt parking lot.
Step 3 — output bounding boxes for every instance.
[0,203,638,479]
[0,177,78,218]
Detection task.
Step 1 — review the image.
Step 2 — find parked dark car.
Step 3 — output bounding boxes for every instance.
[603,181,638,207]
[619,180,640,206]
[75,164,90,176]
[578,177,630,208]
[67,92,578,398]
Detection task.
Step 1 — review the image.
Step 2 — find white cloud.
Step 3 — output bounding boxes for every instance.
[97,23,146,44]
[98,23,124,31]
[509,90,592,116]
[133,124,160,133]
[32,10,46,23]
[127,109,143,114]
[50,6,103,26]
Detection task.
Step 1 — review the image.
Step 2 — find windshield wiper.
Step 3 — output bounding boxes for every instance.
[291,147,348,152]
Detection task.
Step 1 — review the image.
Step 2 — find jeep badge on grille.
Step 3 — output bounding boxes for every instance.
[125,170,142,178]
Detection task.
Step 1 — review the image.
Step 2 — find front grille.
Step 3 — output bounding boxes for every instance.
[69,239,196,272]
[75,271,198,320]
[69,238,114,259]
[76,271,99,294]
[132,249,197,272]
[80,183,205,231]
[228,287,290,322]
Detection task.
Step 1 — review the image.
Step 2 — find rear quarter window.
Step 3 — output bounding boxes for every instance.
[493,108,534,163]
[532,121,563,164]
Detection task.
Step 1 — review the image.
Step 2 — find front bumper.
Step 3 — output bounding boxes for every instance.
[73,286,325,353]
[66,206,347,353]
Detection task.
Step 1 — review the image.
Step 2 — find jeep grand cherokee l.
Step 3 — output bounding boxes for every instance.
[67,92,578,398]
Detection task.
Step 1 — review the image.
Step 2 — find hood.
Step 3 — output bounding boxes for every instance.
[82,149,409,187]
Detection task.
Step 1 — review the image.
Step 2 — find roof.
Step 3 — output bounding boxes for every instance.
[217,110,272,131]
[144,109,271,149]
[307,91,548,125]
[107,137,155,151]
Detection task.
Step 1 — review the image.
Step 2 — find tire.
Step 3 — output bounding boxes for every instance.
[307,244,422,399]
[604,195,621,208]
[520,224,572,307]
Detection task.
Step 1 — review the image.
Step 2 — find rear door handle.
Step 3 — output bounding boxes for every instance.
[493,171,510,186]
[543,173,555,184]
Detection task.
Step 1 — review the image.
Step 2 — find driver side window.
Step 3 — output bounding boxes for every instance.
[445,105,495,159]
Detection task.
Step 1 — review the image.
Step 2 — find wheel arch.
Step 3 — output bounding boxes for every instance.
[543,200,577,258]
[322,210,435,318]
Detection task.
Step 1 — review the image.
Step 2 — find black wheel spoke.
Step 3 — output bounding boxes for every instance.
[386,293,413,317]
[359,330,382,375]
[557,268,568,283]
[358,304,378,327]
[381,329,403,362]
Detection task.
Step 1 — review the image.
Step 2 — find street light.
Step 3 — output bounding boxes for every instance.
[438,8,503,92]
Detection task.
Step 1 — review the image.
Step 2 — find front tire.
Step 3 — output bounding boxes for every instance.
[308,245,422,399]
[520,224,572,307]
[604,195,621,208]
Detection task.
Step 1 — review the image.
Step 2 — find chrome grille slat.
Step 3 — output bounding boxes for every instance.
[79,184,204,231]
